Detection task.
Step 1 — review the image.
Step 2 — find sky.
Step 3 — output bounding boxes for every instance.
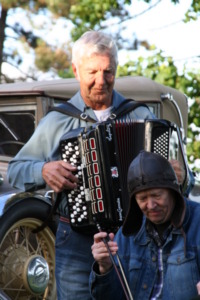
[2,0,200,79]
[117,0,200,70]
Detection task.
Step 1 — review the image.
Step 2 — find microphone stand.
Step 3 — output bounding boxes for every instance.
[96,223,133,300]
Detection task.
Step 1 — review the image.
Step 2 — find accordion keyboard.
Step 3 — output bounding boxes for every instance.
[61,140,88,225]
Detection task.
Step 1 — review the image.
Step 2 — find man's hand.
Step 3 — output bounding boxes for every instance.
[91,232,118,274]
[42,160,78,193]
[170,159,185,184]
[197,282,200,294]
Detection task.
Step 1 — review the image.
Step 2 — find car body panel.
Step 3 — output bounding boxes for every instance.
[0,76,188,130]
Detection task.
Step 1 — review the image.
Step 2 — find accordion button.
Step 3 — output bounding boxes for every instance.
[89,138,96,149]
[96,188,102,199]
[94,175,100,187]
[98,200,104,212]
[91,150,97,162]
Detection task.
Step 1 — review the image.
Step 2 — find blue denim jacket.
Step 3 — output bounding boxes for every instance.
[90,199,200,300]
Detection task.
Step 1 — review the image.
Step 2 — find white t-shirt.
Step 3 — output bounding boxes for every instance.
[93,107,112,122]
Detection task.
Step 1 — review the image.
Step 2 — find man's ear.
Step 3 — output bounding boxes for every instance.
[72,63,79,80]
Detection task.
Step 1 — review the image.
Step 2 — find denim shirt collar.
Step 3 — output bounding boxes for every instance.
[134,221,179,249]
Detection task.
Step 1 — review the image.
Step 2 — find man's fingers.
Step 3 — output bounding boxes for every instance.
[42,160,78,192]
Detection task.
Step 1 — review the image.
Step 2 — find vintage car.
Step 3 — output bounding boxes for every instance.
[0,76,197,299]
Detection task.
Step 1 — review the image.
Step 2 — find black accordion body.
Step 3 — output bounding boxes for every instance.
[60,119,184,233]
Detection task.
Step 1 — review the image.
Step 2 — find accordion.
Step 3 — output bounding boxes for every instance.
[60,119,185,233]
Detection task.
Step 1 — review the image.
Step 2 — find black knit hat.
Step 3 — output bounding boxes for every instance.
[122,150,185,236]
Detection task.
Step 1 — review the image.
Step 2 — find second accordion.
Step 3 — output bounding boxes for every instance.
[60,119,185,233]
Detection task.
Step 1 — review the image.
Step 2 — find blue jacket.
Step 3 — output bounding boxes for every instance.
[90,199,200,300]
[7,90,154,216]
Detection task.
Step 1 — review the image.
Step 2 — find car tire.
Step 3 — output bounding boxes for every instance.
[0,198,57,300]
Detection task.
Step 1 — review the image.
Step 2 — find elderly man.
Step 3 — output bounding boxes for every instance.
[91,151,200,300]
[8,30,186,299]
[7,31,156,300]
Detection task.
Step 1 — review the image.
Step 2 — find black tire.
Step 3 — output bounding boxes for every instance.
[0,198,57,300]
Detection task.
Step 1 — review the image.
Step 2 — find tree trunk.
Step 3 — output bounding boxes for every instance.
[0,8,8,83]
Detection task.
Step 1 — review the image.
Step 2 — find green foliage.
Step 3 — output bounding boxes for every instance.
[58,66,75,78]
[45,0,76,18]
[117,51,200,171]
[117,51,179,86]
[185,0,200,21]
[69,0,131,41]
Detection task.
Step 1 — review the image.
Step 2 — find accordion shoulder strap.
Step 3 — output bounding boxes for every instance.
[109,98,149,120]
[47,98,149,121]
[47,102,96,123]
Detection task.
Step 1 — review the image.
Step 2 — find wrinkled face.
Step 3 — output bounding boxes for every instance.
[135,188,175,225]
[72,54,116,110]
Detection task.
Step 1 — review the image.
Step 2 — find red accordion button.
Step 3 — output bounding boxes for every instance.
[91,150,97,162]
[98,200,104,212]
[94,175,101,187]
[96,188,102,199]
[89,138,96,149]
[93,163,99,174]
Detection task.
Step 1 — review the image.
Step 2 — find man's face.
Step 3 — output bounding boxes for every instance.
[72,54,116,110]
[135,188,175,225]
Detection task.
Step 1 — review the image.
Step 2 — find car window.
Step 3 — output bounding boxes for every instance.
[0,111,35,156]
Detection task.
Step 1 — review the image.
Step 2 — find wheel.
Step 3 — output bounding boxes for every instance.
[0,198,57,300]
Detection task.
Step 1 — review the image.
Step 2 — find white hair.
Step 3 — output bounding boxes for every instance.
[72,31,118,69]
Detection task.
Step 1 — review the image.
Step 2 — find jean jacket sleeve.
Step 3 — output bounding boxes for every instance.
[89,261,125,300]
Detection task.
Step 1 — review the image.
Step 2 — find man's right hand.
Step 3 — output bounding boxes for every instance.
[91,232,118,274]
[42,160,78,193]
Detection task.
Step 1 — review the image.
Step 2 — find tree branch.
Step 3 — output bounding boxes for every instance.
[101,0,162,29]
[2,61,38,81]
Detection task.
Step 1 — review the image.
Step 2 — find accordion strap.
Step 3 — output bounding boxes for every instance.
[48,102,96,123]
[109,98,149,120]
[47,98,149,121]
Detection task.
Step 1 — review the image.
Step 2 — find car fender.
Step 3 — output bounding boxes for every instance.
[0,190,53,218]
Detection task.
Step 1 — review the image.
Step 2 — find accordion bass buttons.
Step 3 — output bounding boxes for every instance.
[60,139,88,225]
